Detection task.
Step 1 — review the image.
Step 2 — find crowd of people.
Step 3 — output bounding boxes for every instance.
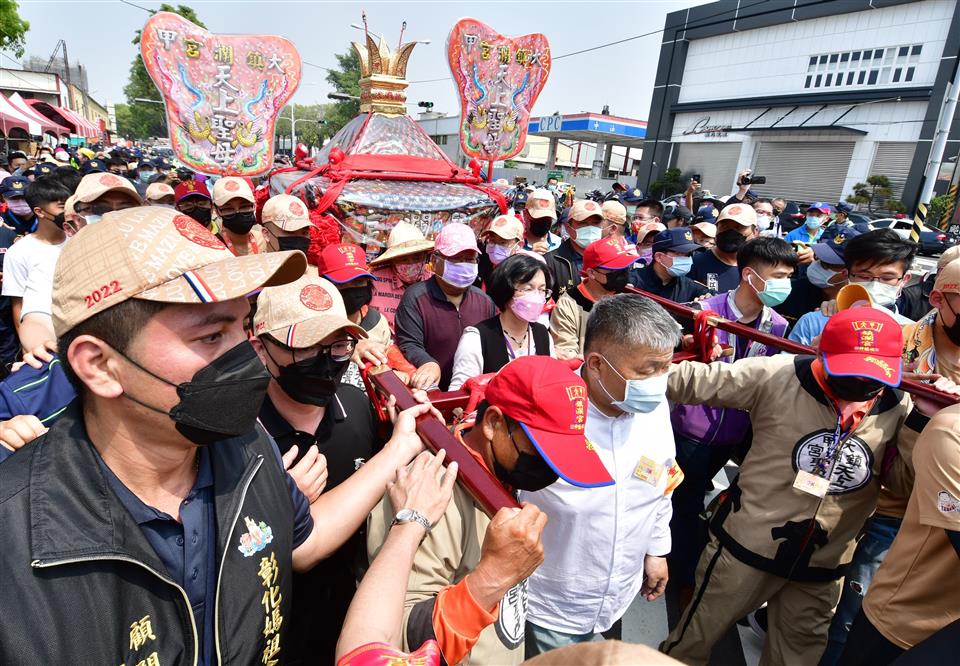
[0,146,957,666]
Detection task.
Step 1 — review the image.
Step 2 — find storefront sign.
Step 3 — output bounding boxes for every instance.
[683,116,732,139]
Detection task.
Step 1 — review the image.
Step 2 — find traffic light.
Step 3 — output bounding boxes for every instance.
[418,101,434,110]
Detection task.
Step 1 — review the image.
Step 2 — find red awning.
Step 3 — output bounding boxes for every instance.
[6,93,69,135]
[0,107,30,136]
[57,106,98,139]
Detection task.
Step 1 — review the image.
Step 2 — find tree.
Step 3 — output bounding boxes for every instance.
[123,4,205,140]
[648,167,684,200]
[927,193,954,229]
[114,102,135,140]
[0,0,29,58]
[323,48,361,136]
[275,103,331,150]
[846,174,904,214]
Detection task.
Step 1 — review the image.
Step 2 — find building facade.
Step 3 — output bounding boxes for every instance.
[639,0,960,209]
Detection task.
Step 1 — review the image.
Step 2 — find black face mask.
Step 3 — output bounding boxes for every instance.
[221,211,257,235]
[940,298,960,346]
[120,341,271,446]
[826,375,885,402]
[601,268,631,293]
[50,212,66,229]
[492,422,559,491]
[278,235,311,253]
[266,345,350,406]
[188,207,212,227]
[529,218,553,238]
[716,229,747,253]
[340,284,373,316]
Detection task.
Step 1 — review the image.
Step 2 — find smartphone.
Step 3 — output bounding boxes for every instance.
[692,174,701,184]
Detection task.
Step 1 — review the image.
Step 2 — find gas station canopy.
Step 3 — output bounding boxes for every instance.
[529,112,647,149]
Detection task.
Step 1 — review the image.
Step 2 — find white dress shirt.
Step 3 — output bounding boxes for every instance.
[519,396,677,635]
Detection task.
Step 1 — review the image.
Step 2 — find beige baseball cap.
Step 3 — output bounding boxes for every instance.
[691,221,717,238]
[526,188,557,220]
[601,201,627,225]
[212,176,255,207]
[253,275,367,348]
[64,194,77,216]
[75,172,144,205]
[934,258,960,294]
[262,194,312,231]
[937,245,960,271]
[51,207,306,336]
[716,203,757,227]
[145,182,175,201]
[483,213,524,242]
[570,199,604,223]
[369,222,435,266]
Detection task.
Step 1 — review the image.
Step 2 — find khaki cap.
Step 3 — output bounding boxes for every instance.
[526,188,557,220]
[369,222,434,266]
[145,182,175,201]
[601,200,627,225]
[717,203,757,227]
[75,172,143,205]
[51,207,306,336]
[482,213,524,242]
[570,199,603,222]
[262,194,312,231]
[212,176,255,207]
[937,245,960,271]
[64,194,77,216]
[934,258,960,294]
[254,275,367,348]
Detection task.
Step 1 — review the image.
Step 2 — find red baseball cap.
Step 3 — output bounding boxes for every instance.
[318,243,374,284]
[174,179,211,203]
[484,356,614,488]
[582,237,641,273]
[820,308,903,386]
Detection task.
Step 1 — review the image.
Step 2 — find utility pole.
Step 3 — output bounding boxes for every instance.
[919,62,960,205]
[290,105,296,152]
[62,40,74,112]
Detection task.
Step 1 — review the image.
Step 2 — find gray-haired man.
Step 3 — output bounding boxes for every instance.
[521,294,683,656]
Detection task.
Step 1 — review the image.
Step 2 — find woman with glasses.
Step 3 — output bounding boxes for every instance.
[448,253,554,390]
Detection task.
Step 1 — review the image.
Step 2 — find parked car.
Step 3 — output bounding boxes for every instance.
[871,218,951,256]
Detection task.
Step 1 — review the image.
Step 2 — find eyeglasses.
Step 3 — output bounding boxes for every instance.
[515,285,552,300]
[267,335,356,362]
[75,201,139,216]
[177,200,212,213]
[850,272,905,286]
[633,214,657,222]
[220,205,256,215]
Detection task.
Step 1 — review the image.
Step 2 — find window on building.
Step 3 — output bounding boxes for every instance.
[804,44,923,90]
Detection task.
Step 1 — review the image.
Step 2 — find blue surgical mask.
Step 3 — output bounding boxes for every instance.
[805,216,822,230]
[573,224,602,248]
[747,271,792,307]
[596,355,668,414]
[664,255,692,278]
[83,213,103,225]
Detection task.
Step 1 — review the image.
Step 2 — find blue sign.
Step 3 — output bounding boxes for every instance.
[529,115,646,139]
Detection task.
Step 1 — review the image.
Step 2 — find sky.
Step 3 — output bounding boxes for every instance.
[13,0,710,121]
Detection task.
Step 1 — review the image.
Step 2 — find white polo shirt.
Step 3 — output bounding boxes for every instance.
[519,393,678,635]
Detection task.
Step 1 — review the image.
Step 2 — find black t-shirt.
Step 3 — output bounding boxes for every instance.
[258,385,383,665]
[690,250,740,293]
[631,264,711,303]
[775,276,827,331]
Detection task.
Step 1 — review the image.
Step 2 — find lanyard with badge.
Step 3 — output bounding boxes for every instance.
[793,401,872,498]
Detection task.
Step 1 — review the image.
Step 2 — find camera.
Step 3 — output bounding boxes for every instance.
[691,174,701,184]
[739,174,767,186]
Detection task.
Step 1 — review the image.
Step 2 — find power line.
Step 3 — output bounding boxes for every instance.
[118,0,154,14]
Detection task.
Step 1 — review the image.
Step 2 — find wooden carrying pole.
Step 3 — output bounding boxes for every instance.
[624,285,960,408]
[367,370,521,516]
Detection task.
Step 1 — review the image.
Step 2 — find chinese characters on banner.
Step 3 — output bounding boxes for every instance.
[446,18,550,165]
[140,12,301,176]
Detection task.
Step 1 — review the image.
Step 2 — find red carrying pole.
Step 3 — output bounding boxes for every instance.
[624,285,960,408]
[367,370,520,516]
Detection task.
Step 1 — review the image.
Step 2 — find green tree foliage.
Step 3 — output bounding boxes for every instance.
[0,0,29,58]
[648,167,684,199]
[927,193,954,229]
[323,48,361,136]
[275,104,331,150]
[114,102,134,139]
[122,4,205,140]
[846,174,904,214]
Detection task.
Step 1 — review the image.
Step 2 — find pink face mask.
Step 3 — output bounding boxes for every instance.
[510,291,546,323]
[395,261,427,285]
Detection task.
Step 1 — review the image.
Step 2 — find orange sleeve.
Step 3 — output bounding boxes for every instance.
[431,577,498,665]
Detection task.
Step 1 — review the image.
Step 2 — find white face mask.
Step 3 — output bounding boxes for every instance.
[807,261,845,289]
[856,280,901,307]
[756,214,772,231]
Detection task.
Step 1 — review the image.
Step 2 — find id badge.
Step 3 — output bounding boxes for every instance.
[794,470,830,498]
[633,456,663,486]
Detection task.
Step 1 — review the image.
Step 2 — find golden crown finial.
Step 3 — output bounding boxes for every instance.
[351,14,419,115]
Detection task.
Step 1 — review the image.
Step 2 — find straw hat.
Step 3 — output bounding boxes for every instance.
[369,222,435,266]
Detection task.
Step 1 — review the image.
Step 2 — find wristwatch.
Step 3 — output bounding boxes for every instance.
[391,508,432,533]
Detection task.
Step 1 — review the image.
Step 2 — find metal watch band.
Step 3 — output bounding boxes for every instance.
[391,509,432,533]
